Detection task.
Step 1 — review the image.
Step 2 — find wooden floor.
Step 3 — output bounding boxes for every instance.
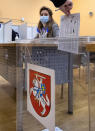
[0,65,95,131]
[0,76,16,131]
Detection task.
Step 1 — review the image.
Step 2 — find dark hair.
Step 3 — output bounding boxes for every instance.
[39,6,53,16]
[37,6,55,38]
[0,21,4,23]
[50,0,67,8]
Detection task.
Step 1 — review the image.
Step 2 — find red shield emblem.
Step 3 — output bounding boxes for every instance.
[29,69,51,117]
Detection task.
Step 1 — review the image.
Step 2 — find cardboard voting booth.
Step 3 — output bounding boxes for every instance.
[18,23,27,39]
[12,23,37,40]
[0,21,12,43]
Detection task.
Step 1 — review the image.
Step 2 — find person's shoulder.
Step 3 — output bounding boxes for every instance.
[52,23,59,37]
[52,23,59,29]
[52,23,58,27]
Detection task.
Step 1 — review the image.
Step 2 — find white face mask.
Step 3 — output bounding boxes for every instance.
[40,16,49,24]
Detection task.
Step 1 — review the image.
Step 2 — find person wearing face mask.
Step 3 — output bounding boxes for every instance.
[36,6,59,38]
[50,0,73,16]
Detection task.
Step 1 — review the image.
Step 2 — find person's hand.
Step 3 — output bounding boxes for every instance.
[59,0,73,16]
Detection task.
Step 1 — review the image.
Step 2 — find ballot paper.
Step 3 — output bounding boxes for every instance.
[58,13,80,54]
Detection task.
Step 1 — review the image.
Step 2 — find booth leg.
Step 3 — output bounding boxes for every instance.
[16,47,24,131]
[68,53,73,114]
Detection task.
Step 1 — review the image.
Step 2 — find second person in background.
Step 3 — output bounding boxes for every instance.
[36,6,59,38]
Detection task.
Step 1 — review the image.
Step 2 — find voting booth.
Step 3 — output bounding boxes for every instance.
[0,21,12,43]
[12,23,37,40]
[12,23,27,40]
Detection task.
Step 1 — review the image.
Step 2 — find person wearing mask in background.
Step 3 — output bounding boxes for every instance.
[36,6,59,38]
[50,0,73,16]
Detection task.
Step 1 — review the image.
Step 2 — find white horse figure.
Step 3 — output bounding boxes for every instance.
[30,74,50,115]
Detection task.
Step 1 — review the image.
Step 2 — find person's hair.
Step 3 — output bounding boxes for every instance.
[37,6,55,37]
[39,6,53,16]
